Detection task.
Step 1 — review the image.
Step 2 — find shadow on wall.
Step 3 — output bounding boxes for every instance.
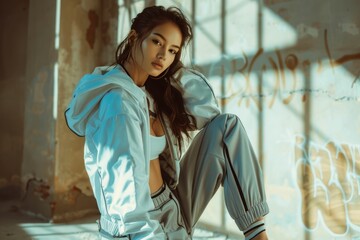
[176,0,360,239]
[194,0,360,110]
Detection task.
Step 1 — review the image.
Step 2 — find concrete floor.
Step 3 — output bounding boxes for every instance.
[0,200,237,240]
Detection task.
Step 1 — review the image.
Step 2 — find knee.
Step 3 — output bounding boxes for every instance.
[206,113,242,136]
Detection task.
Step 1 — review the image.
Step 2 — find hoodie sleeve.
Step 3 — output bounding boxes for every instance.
[94,92,165,239]
[175,68,221,129]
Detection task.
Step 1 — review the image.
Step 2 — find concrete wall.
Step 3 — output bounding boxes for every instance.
[55,0,119,222]
[0,0,118,221]
[157,0,360,239]
[0,0,29,199]
[20,0,58,219]
[166,0,359,239]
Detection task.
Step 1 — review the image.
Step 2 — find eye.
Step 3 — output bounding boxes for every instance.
[152,39,162,46]
[169,49,178,55]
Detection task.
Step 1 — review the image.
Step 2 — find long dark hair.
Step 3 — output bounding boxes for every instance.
[115,6,195,150]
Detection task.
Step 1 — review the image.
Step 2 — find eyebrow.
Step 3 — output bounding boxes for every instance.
[153,33,180,49]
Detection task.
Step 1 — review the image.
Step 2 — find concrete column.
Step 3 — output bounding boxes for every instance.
[0,0,29,199]
[21,0,118,222]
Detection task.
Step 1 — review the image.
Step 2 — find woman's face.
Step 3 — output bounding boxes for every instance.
[132,21,182,77]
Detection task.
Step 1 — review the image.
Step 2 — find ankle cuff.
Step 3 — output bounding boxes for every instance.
[245,228,265,240]
[244,219,266,240]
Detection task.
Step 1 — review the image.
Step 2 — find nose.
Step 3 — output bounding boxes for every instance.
[157,48,166,60]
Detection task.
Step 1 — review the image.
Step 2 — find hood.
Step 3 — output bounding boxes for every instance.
[64,65,145,137]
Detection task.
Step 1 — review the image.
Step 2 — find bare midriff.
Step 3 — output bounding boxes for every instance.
[149,159,164,193]
[149,116,165,194]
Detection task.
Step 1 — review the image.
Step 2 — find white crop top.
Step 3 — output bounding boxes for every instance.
[141,86,167,160]
[149,135,166,160]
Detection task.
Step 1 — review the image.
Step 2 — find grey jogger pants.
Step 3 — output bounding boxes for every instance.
[99,113,269,239]
[173,113,269,235]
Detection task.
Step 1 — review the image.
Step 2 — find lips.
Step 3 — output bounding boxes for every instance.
[152,61,163,70]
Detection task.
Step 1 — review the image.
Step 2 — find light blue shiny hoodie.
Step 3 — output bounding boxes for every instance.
[65,65,220,239]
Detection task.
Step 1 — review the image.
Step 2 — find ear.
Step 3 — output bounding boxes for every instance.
[127,30,138,44]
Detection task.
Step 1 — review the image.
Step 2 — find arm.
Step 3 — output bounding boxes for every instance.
[95,93,165,239]
[173,68,221,129]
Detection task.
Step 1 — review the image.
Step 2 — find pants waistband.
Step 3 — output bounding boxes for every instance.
[151,183,172,208]
[98,186,173,238]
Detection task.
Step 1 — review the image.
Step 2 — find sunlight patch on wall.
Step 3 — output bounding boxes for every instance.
[53,0,61,120]
[117,0,132,44]
[117,1,160,44]
[194,0,297,69]
[262,7,297,51]
[192,0,222,66]
[225,0,297,54]
[55,0,61,50]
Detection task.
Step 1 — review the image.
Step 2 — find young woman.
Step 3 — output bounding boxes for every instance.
[65,6,269,240]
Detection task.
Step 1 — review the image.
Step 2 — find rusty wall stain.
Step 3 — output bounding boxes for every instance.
[23,177,51,200]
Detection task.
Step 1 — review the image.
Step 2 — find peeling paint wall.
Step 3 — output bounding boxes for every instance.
[0,0,29,199]
[55,0,119,222]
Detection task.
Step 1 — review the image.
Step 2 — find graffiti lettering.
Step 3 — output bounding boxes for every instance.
[295,136,360,236]
[205,29,360,109]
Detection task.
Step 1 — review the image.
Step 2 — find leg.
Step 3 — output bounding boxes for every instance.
[173,114,269,237]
